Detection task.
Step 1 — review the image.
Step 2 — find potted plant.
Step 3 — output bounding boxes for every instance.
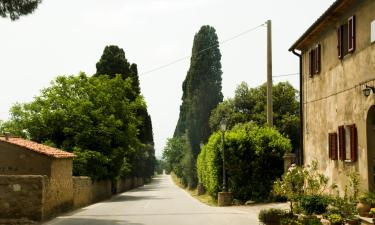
[369,208,375,218]
[357,194,371,217]
[327,213,344,225]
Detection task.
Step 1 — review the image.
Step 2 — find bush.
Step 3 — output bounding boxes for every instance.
[299,195,329,215]
[303,216,323,225]
[327,213,344,225]
[258,208,289,223]
[197,123,291,201]
[280,218,303,225]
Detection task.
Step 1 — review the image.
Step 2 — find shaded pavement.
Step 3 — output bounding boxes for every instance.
[43,175,287,225]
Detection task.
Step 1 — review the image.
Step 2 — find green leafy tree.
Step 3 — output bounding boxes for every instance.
[95,45,155,178]
[2,73,149,180]
[173,25,223,187]
[210,81,300,151]
[0,0,41,21]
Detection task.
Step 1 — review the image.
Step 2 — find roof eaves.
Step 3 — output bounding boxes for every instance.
[289,0,343,52]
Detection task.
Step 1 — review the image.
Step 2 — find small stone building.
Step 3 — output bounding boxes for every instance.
[0,136,75,219]
[289,0,375,192]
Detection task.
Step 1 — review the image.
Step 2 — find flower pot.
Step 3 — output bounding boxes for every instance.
[357,202,371,217]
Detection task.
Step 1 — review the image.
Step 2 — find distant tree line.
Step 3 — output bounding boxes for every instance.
[1,45,156,181]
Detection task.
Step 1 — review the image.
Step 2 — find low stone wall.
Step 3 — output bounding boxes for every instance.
[0,175,45,221]
[1,175,146,222]
[72,177,111,209]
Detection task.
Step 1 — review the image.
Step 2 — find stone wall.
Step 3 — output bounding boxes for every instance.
[0,175,45,221]
[72,177,111,209]
[0,175,145,222]
[44,159,74,219]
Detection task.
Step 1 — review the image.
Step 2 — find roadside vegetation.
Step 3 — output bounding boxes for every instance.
[258,161,371,225]
[0,45,156,182]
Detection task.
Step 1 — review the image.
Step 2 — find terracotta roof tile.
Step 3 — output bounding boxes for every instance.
[0,137,75,158]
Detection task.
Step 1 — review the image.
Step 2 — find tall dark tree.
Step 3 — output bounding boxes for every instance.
[173,25,223,187]
[95,45,155,177]
[0,0,41,21]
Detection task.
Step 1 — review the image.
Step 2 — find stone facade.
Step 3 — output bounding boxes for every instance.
[290,0,375,193]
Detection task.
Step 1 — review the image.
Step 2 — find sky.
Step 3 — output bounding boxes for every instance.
[0,0,335,157]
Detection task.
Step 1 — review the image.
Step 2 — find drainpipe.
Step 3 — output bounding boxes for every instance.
[291,49,304,166]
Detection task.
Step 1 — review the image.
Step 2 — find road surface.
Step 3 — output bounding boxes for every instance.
[44,175,268,225]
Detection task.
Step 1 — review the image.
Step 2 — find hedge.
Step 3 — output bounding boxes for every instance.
[197,122,291,201]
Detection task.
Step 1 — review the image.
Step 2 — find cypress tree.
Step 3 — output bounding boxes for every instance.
[174,25,223,187]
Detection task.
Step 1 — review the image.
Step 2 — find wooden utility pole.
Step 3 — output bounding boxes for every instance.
[266,20,273,127]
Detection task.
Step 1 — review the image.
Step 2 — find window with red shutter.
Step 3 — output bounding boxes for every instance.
[348,16,356,53]
[337,15,356,59]
[338,126,346,160]
[309,45,321,77]
[349,124,358,162]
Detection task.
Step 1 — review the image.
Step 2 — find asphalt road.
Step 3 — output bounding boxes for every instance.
[44,175,260,225]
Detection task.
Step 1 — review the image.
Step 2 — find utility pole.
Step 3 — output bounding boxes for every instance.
[266,20,273,127]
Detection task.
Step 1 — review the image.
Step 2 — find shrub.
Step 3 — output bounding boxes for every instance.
[327,214,344,225]
[299,195,329,215]
[197,123,291,201]
[303,216,323,225]
[258,208,289,223]
[280,218,303,225]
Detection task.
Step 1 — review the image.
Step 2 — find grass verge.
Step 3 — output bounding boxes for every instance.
[170,172,217,206]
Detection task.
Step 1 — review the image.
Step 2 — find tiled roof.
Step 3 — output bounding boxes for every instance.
[0,137,75,159]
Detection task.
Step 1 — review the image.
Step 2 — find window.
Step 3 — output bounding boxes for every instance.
[328,132,338,160]
[338,124,357,162]
[309,44,321,77]
[337,15,356,59]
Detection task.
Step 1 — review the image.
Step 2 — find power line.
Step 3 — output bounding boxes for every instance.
[139,23,265,77]
[272,73,299,78]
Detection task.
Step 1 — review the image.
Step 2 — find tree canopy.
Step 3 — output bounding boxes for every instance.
[0,0,41,21]
[209,81,300,151]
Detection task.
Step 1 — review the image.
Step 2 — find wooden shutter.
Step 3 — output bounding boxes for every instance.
[315,44,321,74]
[338,126,346,160]
[348,16,356,53]
[309,50,314,77]
[349,124,358,162]
[329,133,338,160]
[337,26,343,59]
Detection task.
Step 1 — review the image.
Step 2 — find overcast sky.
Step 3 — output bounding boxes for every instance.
[0,0,335,157]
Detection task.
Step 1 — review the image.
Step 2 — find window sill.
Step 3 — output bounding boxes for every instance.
[344,159,355,163]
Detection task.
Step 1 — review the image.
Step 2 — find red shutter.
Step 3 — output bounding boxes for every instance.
[337,26,343,59]
[338,126,346,160]
[348,16,356,53]
[349,124,358,162]
[309,50,313,77]
[328,133,333,159]
[315,44,321,74]
[332,133,338,160]
[328,133,338,160]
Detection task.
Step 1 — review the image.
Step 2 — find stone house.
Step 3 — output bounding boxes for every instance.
[289,0,375,192]
[0,135,75,217]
